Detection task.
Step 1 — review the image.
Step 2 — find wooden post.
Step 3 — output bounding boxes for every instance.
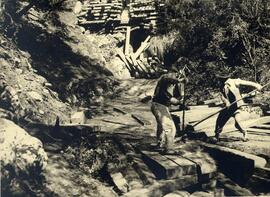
[130,53,139,67]
[125,26,131,55]
[181,83,186,132]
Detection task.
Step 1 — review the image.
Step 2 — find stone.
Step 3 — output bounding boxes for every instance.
[11,94,20,104]
[0,118,48,190]
[111,172,129,193]
[15,68,23,74]
[14,57,21,64]
[5,86,17,96]
[73,1,82,14]
[28,91,43,101]
[163,191,190,197]
[70,111,86,124]
[43,88,50,94]
[39,109,45,115]
[190,191,212,197]
[80,26,85,33]
[44,82,52,87]
[127,86,139,95]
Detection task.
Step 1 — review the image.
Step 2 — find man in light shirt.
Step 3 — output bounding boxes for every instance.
[215,74,262,142]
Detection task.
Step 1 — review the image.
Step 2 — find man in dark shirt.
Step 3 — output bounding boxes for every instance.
[151,67,187,154]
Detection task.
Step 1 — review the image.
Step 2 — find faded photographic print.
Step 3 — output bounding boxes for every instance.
[1,0,270,196]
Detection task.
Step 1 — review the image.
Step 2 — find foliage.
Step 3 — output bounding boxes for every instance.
[162,0,270,103]
[64,134,121,176]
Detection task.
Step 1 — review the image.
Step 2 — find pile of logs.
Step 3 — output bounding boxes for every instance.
[117,34,166,79]
[77,0,123,25]
[129,0,166,31]
[76,0,166,32]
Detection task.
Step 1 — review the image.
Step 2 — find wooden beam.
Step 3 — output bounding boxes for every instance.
[117,49,133,74]
[131,114,151,126]
[137,60,152,75]
[126,56,139,76]
[134,36,151,59]
[130,53,138,66]
[131,55,148,75]
[113,107,127,114]
[125,26,131,55]
[79,20,105,24]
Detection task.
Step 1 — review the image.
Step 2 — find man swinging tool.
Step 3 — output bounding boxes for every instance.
[151,66,188,154]
[215,73,262,142]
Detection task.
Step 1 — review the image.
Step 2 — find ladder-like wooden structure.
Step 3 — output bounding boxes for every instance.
[76,0,166,32]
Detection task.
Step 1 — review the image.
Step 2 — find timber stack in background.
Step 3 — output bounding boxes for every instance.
[78,0,123,26]
[76,0,166,33]
[74,0,168,79]
[129,0,166,31]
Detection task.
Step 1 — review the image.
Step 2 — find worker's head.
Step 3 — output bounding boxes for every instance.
[169,65,188,82]
[215,73,231,87]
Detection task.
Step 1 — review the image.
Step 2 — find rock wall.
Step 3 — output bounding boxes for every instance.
[1,0,124,109]
[0,118,48,195]
[0,34,71,123]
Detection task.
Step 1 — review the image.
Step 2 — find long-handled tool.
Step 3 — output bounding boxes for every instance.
[185,81,270,132]
[182,82,186,131]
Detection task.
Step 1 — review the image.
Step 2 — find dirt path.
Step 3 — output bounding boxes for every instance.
[22,79,270,196]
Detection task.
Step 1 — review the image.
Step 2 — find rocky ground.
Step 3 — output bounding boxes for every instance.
[0,33,71,124]
[2,70,270,196]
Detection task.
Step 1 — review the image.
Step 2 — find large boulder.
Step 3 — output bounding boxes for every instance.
[0,118,48,191]
[70,111,86,124]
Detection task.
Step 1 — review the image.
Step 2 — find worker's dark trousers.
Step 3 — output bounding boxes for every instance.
[215,107,246,135]
[151,102,176,150]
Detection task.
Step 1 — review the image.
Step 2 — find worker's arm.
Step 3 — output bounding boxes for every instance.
[162,73,186,84]
[164,87,181,105]
[220,94,230,107]
[221,86,230,107]
[162,76,179,84]
[170,97,182,105]
[171,77,188,105]
[236,79,263,90]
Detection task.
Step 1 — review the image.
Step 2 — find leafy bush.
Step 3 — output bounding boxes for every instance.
[161,0,270,103]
